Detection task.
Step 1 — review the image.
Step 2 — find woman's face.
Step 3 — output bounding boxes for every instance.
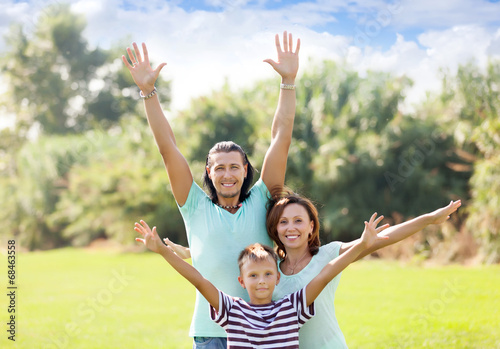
[277,203,314,250]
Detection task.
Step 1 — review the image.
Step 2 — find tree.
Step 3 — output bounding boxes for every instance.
[0,3,169,136]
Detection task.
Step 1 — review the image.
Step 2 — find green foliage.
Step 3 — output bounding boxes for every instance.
[0,1,498,261]
[443,60,500,263]
[178,80,276,164]
[48,117,185,246]
[0,3,169,136]
[290,62,468,241]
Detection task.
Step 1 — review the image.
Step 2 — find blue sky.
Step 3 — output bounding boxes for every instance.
[1,0,500,113]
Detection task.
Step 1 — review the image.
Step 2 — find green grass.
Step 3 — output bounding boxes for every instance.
[0,248,499,348]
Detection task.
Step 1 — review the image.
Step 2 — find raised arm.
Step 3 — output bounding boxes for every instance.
[339,200,462,260]
[305,214,390,306]
[123,43,193,206]
[261,31,300,191]
[134,220,219,309]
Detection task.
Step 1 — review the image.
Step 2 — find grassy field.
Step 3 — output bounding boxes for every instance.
[0,248,499,348]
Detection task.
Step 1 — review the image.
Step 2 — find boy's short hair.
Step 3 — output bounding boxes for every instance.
[238,243,278,272]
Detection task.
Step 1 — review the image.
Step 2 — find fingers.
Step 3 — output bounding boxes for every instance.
[140,219,152,232]
[133,42,142,62]
[275,32,300,54]
[274,33,282,52]
[295,38,301,54]
[126,47,136,64]
[122,55,132,69]
[154,62,167,76]
[377,223,391,234]
[141,42,148,62]
[374,214,385,226]
[263,58,278,69]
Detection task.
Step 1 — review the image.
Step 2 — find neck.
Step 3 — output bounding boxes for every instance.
[249,296,273,305]
[282,247,311,275]
[216,196,241,209]
[286,246,311,261]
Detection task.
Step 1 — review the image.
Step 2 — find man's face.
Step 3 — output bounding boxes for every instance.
[207,151,248,200]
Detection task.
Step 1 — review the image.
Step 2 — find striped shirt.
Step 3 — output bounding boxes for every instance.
[210,287,315,348]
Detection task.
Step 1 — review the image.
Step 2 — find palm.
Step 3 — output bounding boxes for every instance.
[135,220,163,253]
[122,42,166,91]
[264,31,300,80]
[361,213,390,248]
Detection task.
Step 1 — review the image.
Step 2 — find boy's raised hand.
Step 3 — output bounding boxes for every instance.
[360,213,390,249]
[135,220,164,254]
[428,200,462,225]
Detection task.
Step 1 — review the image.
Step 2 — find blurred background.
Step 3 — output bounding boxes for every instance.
[0,1,499,263]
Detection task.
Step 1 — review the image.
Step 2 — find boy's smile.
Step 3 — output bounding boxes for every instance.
[238,258,280,305]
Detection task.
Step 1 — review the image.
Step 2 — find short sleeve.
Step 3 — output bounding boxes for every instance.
[250,178,271,201]
[178,180,203,215]
[209,290,234,328]
[289,287,315,326]
[323,241,342,260]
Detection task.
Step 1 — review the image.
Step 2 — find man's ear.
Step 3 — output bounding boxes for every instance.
[243,163,248,178]
[238,276,246,289]
[206,166,212,180]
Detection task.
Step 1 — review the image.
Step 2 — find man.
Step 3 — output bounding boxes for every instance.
[123,31,300,348]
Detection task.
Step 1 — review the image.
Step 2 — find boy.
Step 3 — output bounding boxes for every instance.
[134,213,389,348]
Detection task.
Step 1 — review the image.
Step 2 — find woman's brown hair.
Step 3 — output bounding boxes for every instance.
[266,190,321,259]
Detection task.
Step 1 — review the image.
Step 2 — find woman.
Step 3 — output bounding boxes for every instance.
[266,193,461,348]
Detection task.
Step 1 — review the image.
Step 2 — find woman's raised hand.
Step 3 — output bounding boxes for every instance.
[428,200,462,225]
[263,31,300,83]
[122,42,166,94]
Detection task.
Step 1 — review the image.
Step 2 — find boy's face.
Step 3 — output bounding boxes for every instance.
[238,257,280,305]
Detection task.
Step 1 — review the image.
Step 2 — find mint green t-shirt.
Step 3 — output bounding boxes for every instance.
[179,178,272,338]
[273,241,349,349]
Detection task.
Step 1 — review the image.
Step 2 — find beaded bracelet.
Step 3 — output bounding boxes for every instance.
[140,87,157,99]
[280,83,295,90]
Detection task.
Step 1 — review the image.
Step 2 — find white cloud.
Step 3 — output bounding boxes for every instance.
[0,0,499,115]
